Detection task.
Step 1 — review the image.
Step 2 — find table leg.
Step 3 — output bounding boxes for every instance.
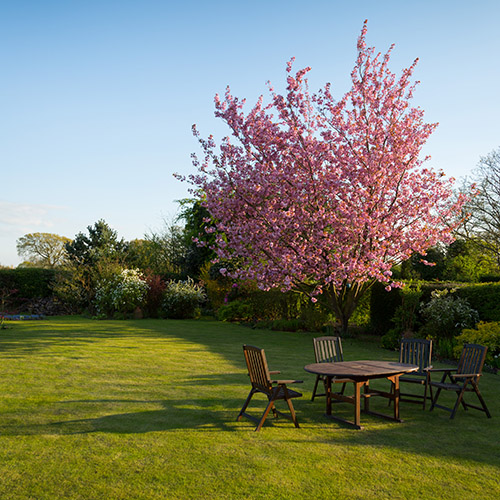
[364,380,370,413]
[354,381,361,427]
[326,376,332,416]
[392,375,400,421]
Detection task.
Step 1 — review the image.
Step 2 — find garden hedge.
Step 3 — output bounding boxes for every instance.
[370,280,500,334]
[0,268,58,300]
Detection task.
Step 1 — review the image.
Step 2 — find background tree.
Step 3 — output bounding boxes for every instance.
[65,219,128,267]
[177,199,216,279]
[456,147,500,270]
[182,22,467,333]
[126,220,186,278]
[59,220,129,312]
[16,233,71,268]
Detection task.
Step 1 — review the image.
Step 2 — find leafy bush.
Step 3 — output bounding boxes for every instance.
[456,283,500,322]
[381,283,423,350]
[95,269,149,317]
[0,268,58,300]
[217,301,253,322]
[143,273,166,318]
[419,289,479,359]
[162,278,206,319]
[199,262,232,311]
[454,322,500,368]
[419,289,479,339]
[381,328,402,350]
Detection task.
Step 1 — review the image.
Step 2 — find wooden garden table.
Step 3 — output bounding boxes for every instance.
[304,360,419,429]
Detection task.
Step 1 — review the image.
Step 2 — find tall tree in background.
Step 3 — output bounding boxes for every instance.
[457,147,500,270]
[182,22,467,333]
[126,219,187,277]
[177,199,216,278]
[16,233,71,268]
[60,220,128,311]
[65,219,128,267]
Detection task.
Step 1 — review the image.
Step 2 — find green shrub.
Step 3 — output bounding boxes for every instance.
[419,289,479,359]
[269,319,303,332]
[381,328,402,350]
[419,289,479,339]
[95,269,149,317]
[217,301,253,322]
[162,278,206,319]
[456,283,500,322]
[454,322,500,368]
[0,268,57,300]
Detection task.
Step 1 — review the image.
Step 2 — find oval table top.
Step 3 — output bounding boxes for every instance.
[304,360,418,380]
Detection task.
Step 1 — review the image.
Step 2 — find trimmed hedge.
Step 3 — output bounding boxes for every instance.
[369,282,402,335]
[370,280,500,334]
[0,268,58,300]
[455,283,500,322]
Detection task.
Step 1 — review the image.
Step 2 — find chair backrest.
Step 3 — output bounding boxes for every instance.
[399,338,432,375]
[456,343,487,380]
[242,345,272,392]
[313,336,344,364]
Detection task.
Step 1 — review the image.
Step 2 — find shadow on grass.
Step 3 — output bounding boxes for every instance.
[1,317,499,470]
[0,396,298,435]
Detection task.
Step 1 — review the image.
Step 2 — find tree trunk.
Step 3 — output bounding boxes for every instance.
[322,280,374,336]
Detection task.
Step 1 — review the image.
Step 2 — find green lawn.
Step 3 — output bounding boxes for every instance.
[0,316,498,499]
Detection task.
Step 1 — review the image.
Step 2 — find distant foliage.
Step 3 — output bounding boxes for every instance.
[143,273,166,318]
[419,289,479,340]
[381,282,423,350]
[162,278,206,319]
[95,269,149,317]
[217,301,253,323]
[454,322,500,368]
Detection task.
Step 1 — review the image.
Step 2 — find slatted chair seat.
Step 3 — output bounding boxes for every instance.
[237,345,303,431]
[390,338,433,409]
[429,343,491,419]
[311,336,351,401]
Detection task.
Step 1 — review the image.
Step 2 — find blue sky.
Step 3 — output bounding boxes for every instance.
[1,0,499,266]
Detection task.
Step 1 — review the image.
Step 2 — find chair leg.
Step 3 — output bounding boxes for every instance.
[237,388,256,421]
[430,386,442,411]
[471,380,492,418]
[450,386,468,419]
[424,374,433,411]
[285,396,300,428]
[255,397,277,431]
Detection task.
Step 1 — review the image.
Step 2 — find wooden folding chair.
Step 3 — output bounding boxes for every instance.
[237,345,303,431]
[389,338,433,409]
[311,336,351,401]
[429,343,491,419]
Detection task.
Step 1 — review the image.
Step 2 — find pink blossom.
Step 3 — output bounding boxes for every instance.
[181,21,469,333]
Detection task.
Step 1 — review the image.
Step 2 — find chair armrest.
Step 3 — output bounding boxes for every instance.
[426,367,456,373]
[450,373,481,380]
[273,379,303,385]
[269,371,281,375]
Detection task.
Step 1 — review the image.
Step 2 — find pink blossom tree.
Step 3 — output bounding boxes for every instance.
[181,22,467,333]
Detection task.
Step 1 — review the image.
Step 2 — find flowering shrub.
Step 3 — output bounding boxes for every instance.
[95,269,149,317]
[454,322,500,368]
[162,278,206,319]
[419,289,479,339]
[419,289,479,359]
